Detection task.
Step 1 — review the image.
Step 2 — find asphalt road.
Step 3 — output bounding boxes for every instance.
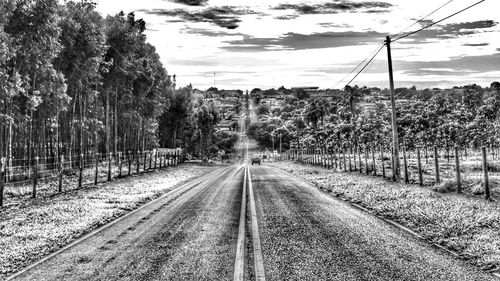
[250,164,495,281]
[9,161,496,281]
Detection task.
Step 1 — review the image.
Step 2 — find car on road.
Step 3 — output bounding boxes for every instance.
[251,155,261,165]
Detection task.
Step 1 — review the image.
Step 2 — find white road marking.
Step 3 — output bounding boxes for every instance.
[247,166,266,281]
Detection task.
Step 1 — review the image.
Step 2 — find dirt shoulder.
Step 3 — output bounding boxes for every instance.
[267,161,500,276]
[0,164,219,279]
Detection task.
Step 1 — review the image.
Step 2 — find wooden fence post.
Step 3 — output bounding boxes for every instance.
[136,151,140,173]
[434,146,440,184]
[79,154,83,188]
[381,146,385,178]
[417,148,423,186]
[371,146,376,176]
[118,152,122,177]
[143,151,147,171]
[149,151,152,169]
[403,146,409,183]
[154,150,158,169]
[352,145,357,171]
[33,156,39,198]
[482,146,490,200]
[358,147,362,174]
[128,151,132,176]
[0,157,5,207]
[455,146,461,193]
[364,146,369,175]
[94,153,98,185]
[107,152,112,181]
[59,154,64,192]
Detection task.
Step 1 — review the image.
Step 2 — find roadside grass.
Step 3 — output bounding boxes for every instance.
[268,161,500,273]
[0,164,217,279]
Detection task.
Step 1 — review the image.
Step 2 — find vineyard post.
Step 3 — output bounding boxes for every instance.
[128,151,132,176]
[347,148,351,172]
[446,146,450,163]
[154,150,158,169]
[403,146,409,184]
[371,146,376,176]
[149,151,152,169]
[143,151,147,171]
[342,148,346,171]
[0,157,5,207]
[159,152,162,169]
[33,156,38,198]
[358,147,362,174]
[455,146,461,193]
[351,145,356,171]
[107,152,112,181]
[79,154,83,188]
[417,147,423,186]
[136,151,140,173]
[434,146,440,184]
[482,146,490,200]
[333,148,337,169]
[118,152,122,178]
[7,156,12,182]
[381,146,385,178]
[425,145,428,164]
[94,153,98,185]
[364,146,369,175]
[59,154,64,192]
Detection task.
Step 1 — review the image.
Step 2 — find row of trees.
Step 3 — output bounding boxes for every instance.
[248,83,500,152]
[0,0,232,164]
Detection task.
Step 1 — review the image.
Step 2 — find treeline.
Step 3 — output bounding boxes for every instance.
[248,83,500,151]
[0,0,223,163]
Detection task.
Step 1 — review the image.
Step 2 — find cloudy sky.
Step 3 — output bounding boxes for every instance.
[95,0,500,91]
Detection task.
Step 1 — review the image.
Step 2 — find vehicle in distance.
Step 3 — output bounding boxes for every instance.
[251,155,261,165]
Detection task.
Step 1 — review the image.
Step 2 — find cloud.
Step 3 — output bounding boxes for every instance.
[462,43,489,47]
[275,14,299,20]
[222,31,384,52]
[272,1,392,15]
[171,0,207,6]
[183,28,241,37]
[139,6,256,29]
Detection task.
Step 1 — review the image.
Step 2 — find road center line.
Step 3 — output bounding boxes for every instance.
[233,166,247,281]
[247,166,266,281]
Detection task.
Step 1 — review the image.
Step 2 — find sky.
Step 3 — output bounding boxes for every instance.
[94,0,500,91]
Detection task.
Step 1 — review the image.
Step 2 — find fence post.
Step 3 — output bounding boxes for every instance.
[371,146,376,176]
[346,148,351,172]
[136,151,140,173]
[59,154,64,192]
[403,146,409,183]
[143,151,147,171]
[33,156,39,198]
[154,150,158,169]
[79,154,83,188]
[434,146,440,184]
[358,147,362,174]
[149,151,152,169]
[118,152,122,177]
[0,157,4,207]
[94,153,98,185]
[107,152,112,181]
[365,146,369,175]
[455,146,461,193]
[381,146,385,178]
[425,145,429,164]
[417,147,423,186]
[482,146,490,200]
[128,151,132,176]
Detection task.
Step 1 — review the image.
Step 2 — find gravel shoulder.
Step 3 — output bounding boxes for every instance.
[251,165,495,281]
[0,163,222,279]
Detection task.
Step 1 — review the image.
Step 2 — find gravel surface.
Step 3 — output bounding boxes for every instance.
[251,165,496,281]
[9,165,245,281]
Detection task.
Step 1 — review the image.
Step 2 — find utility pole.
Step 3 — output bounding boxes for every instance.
[386,36,400,180]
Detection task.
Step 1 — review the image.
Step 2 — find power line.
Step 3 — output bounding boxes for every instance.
[392,0,486,42]
[390,0,455,39]
[345,43,386,87]
[333,42,385,89]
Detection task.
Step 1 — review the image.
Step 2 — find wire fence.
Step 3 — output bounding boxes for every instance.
[280,145,500,200]
[0,150,185,207]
